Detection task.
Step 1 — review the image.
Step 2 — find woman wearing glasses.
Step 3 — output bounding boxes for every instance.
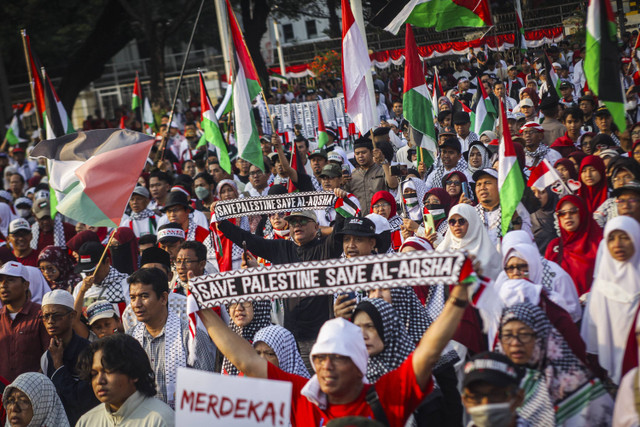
[545,195,603,297]
[436,203,501,280]
[3,372,69,427]
[496,302,613,426]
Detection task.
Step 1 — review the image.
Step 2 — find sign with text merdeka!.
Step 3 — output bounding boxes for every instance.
[176,367,292,426]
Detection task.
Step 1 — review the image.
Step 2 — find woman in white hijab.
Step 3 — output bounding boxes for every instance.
[0,202,16,237]
[436,203,501,280]
[581,215,640,385]
[612,315,640,426]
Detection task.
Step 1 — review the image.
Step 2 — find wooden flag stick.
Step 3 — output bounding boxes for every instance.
[90,229,118,279]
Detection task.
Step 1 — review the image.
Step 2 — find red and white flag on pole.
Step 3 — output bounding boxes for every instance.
[341,0,375,134]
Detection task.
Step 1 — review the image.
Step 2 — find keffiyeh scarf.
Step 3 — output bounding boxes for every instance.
[186,213,198,241]
[431,158,469,191]
[253,325,310,377]
[132,311,186,408]
[30,216,66,249]
[96,267,128,303]
[390,287,432,344]
[475,203,503,239]
[129,208,155,221]
[525,143,550,166]
[223,300,272,375]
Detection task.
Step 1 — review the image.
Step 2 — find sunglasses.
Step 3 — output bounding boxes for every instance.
[445,180,461,186]
[556,207,579,218]
[448,218,467,226]
[288,218,312,227]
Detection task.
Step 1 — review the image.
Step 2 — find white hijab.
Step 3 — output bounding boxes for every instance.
[0,202,17,237]
[581,216,640,384]
[437,203,502,280]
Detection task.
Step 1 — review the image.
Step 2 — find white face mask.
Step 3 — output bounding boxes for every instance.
[466,402,514,427]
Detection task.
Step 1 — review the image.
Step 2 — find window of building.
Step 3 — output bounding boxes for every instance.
[305,20,318,38]
[282,24,294,42]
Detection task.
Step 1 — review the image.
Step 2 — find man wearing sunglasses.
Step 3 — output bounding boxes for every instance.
[613,180,640,224]
[40,289,99,425]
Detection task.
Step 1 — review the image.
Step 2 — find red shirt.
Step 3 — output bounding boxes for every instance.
[35,222,76,252]
[0,301,50,382]
[267,353,432,427]
[14,249,40,267]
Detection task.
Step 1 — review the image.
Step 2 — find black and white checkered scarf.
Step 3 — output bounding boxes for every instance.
[223,300,272,375]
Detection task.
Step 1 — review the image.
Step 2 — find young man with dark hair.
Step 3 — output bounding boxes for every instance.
[551,108,585,157]
[148,170,174,212]
[76,334,174,426]
[127,268,216,408]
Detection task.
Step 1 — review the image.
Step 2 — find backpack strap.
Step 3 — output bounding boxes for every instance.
[365,384,390,426]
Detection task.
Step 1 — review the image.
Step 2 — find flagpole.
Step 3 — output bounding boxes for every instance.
[272,18,287,85]
[214,0,231,77]
[158,0,207,161]
[89,230,118,280]
[20,29,43,134]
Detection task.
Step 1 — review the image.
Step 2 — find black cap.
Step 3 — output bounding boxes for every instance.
[354,137,373,151]
[578,94,595,104]
[160,191,193,213]
[559,81,573,90]
[594,106,611,117]
[612,180,640,197]
[308,148,328,160]
[75,241,105,274]
[336,217,377,238]
[140,247,171,270]
[463,352,520,388]
[452,111,471,125]
[439,137,461,153]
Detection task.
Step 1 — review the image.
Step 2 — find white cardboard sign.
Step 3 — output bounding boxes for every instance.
[176,367,292,426]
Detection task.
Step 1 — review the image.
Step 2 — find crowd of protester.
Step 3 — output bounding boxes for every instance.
[4,33,640,426]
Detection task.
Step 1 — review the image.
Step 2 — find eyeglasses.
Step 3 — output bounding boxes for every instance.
[288,218,312,227]
[39,311,72,323]
[499,332,536,344]
[448,218,467,226]
[269,212,286,218]
[445,180,461,186]
[311,354,351,365]
[615,197,640,206]
[505,263,528,273]
[175,259,200,265]
[556,207,579,217]
[249,171,264,177]
[229,301,252,310]
[612,175,633,184]
[372,202,391,209]
[4,397,31,409]
[521,130,538,136]
[39,265,58,274]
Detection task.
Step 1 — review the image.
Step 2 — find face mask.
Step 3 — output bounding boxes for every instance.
[425,204,446,221]
[17,208,30,218]
[195,186,210,200]
[404,195,419,208]
[466,402,513,427]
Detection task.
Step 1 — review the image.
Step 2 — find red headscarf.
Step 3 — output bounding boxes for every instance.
[577,155,608,212]
[521,87,540,106]
[370,191,397,218]
[544,195,603,296]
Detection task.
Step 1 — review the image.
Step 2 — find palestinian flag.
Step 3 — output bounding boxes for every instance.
[403,24,437,169]
[131,73,143,127]
[226,0,264,171]
[287,144,306,193]
[142,98,155,134]
[31,129,155,227]
[317,104,329,149]
[474,76,497,135]
[459,100,476,131]
[216,83,234,118]
[21,30,46,125]
[514,0,527,52]
[198,70,231,174]
[543,52,562,99]
[334,193,361,218]
[371,0,492,35]
[42,68,74,140]
[432,67,444,102]
[586,0,626,133]
[5,113,27,146]
[269,72,288,84]
[497,99,524,236]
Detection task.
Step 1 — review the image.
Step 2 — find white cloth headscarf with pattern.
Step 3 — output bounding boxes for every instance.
[253,325,310,378]
[2,372,70,427]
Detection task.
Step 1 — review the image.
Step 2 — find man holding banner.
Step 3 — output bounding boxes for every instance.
[196,272,471,426]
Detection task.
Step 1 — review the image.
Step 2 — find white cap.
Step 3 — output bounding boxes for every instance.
[519,98,534,108]
[365,213,391,233]
[9,218,30,234]
[42,289,75,310]
[327,152,343,164]
[0,261,29,281]
[309,318,368,379]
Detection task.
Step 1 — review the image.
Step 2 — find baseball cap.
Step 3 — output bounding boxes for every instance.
[0,261,29,281]
[42,289,75,310]
[452,111,471,125]
[157,223,186,243]
[519,98,534,108]
[284,210,317,223]
[594,106,611,117]
[612,180,640,198]
[308,148,328,160]
[327,151,343,164]
[86,300,117,325]
[32,198,51,219]
[74,241,105,274]
[132,185,150,199]
[336,217,377,238]
[9,218,31,234]
[14,197,32,209]
[472,168,499,182]
[463,352,520,388]
[319,163,342,179]
[559,81,573,90]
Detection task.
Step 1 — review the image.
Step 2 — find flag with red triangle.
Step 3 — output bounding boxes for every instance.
[21,30,46,127]
[198,70,231,174]
[317,105,329,149]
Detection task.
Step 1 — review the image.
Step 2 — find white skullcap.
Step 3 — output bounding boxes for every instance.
[42,289,75,310]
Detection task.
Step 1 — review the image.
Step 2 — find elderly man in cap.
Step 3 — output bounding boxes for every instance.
[461,352,524,427]
[0,261,49,382]
[613,180,640,224]
[197,271,472,426]
[452,111,479,153]
[473,168,531,251]
[72,241,130,317]
[120,185,161,238]
[40,289,99,425]
[425,137,472,190]
[520,122,561,169]
[8,218,39,267]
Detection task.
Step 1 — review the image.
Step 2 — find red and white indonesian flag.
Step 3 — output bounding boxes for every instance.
[341,0,375,134]
[527,159,562,190]
[30,129,155,227]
